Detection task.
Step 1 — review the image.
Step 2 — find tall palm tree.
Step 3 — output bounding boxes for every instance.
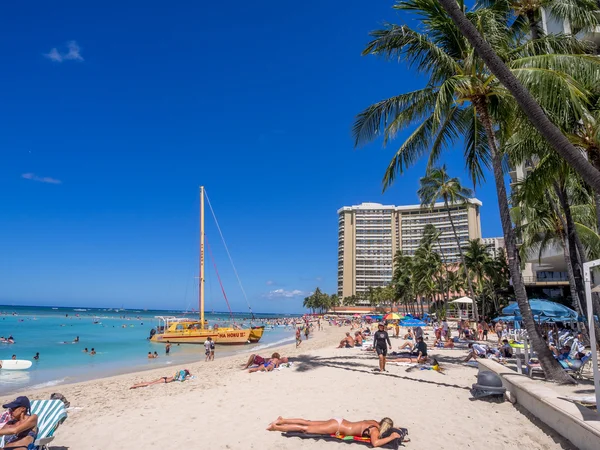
[435,0,600,195]
[354,0,593,382]
[463,239,494,318]
[418,165,479,320]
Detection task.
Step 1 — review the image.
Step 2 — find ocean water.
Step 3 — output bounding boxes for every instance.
[0,306,297,395]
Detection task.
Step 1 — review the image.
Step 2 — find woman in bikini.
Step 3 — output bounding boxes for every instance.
[0,396,38,450]
[248,357,281,373]
[267,417,408,447]
[130,369,191,389]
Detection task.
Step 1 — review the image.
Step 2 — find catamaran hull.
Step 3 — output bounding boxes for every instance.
[151,328,252,345]
[248,326,265,343]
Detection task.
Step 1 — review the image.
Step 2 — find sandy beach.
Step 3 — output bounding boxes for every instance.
[2,324,573,449]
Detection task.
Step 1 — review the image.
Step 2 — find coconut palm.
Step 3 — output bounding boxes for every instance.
[435,0,600,195]
[481,0,600,40]
[354,0,595,382]
[418,165,479,319]
[462,239,494,318]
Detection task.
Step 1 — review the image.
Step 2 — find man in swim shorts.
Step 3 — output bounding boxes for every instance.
[373,323,392,372]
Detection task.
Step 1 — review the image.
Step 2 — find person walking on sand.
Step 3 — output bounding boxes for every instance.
[304,325,309,341]
[373,323,392,373]
[209,337,215,361]
[204,337,212,362]
[296,327,302,348]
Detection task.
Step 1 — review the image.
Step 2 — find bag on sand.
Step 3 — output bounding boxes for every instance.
[50,393,70,408]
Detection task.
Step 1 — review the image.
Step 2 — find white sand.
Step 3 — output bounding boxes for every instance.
[2,325,573,449]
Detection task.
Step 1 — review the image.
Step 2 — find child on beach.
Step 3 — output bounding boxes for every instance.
[296,328,302,347]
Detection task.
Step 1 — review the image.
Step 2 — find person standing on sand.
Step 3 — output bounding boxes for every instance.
[296,328,302,347]
[304,325,309,341]
[204,337,212,362]
[209,338,215,361]
[373,323,391,373]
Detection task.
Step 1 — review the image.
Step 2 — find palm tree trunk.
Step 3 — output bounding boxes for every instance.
[443,197,479,320]
[476,101,575,384]
[553,185,600,345]
[437,0,600,195]
[526,10,540,41]
[560,234,591,343]
[588,149,600,231]
[546,190,588,317]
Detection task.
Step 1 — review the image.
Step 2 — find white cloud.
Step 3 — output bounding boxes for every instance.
[265,289,306,299]
[44,41,83,62]
[266,280,275,286]
[21,173,62,184]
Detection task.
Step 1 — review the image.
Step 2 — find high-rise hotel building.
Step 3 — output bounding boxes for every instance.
[337,199,482,300]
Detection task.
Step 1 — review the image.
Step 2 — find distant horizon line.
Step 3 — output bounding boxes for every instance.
[0,304,302,316]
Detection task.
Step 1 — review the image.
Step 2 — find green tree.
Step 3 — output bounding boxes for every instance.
[435,0,600,195]
[462,239,494,318]
[354,0,594,382]
[418,165,479,319]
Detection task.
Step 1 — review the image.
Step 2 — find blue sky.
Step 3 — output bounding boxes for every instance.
[0,0,502,314]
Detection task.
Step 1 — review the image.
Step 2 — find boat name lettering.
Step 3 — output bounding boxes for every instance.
[225,332,244,338]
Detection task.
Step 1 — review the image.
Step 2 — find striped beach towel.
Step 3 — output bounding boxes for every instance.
[29,399,68,450]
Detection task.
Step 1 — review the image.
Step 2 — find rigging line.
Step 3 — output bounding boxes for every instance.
[206,238,235,321]
[204,189,256,320]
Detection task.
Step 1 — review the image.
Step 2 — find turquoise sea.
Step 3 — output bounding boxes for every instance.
[0,305,298,395]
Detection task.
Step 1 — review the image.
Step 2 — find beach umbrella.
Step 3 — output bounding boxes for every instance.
[501,299,578,319]
[400,319,427,327]
[384,313,402,320]
[364,316,373,320]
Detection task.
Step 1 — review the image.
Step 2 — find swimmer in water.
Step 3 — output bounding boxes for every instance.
[90,348,96,355]
[33,353,39,361]
[153,351,159,358]
[148,352,154,359]
[74,336,79,343]
[83,348,89,353]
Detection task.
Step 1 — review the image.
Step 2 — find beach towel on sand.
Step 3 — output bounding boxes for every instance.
[283,429,405,449]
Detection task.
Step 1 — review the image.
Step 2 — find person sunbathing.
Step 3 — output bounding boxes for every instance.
[437,337,454,349]
[243,353,288,369]
[248,357,281,373]
[130,369,191,389]
[337,333,355,348]
[267,416,408,447]
[0,396,38,449]
[463,343,488,362]
[354,332,363,346]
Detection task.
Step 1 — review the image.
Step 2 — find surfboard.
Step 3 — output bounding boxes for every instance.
[0,360,32,370]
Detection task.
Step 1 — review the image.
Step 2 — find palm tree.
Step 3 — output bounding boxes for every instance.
[482,0,600,40]
[393,250,416,315]
[354,0,592,382]
[418,165,479,320]
[435,0,600,195]
[463,239,494,318]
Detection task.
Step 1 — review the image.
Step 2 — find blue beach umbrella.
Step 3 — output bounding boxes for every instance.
[501,299,578,319]
[400,319,427,327]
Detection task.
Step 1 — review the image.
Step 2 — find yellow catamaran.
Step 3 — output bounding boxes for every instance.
[151,187,264,345]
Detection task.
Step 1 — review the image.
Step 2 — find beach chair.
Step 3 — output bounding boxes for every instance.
[29,399,68,450]
[560,352,592,380]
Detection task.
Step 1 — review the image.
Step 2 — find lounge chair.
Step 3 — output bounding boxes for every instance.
[559,352,592,380]
[29,399,68,450]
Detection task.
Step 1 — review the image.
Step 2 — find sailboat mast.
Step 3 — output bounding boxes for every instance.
[200,186,205,327]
